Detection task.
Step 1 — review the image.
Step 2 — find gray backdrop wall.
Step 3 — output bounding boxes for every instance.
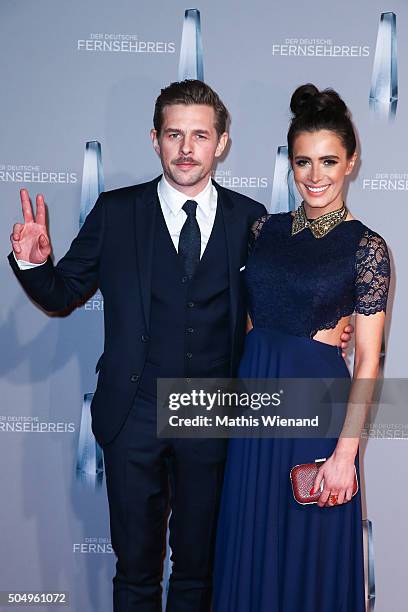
[0,1,406,610]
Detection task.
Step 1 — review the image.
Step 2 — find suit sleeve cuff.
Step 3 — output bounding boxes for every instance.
[12,251,47,270]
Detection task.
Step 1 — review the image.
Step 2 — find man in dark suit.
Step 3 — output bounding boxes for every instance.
[9,80,352,611]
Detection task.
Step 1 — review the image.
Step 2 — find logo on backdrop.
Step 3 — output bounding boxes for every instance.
[82,289,104,312]
[73,536,113,554]
[270,146,300,214]
[79,141,104,228]
[362,519,376,610]
[76,142,105,486]
[79,143,105,312]
[0,415,75,433]
[0,163,77,184]
[213,169,269,190]
[362,172,408,191]
[76,394,104,487]
[178,9,204,80]
[77,33,176,54]
[369,12,398,120]
[271,38,370,57]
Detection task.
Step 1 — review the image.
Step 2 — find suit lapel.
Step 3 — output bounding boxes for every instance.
[134,176,161,330]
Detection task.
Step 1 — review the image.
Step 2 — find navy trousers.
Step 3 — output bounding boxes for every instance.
[103,388,227,611]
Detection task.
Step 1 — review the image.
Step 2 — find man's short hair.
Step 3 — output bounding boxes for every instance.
[153,79,229,137]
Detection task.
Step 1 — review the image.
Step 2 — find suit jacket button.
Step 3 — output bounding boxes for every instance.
[186,352,193,359]
[130,374,140,383]
[141,334,149,342]
[187,301,195,308]
[181,276,188,283]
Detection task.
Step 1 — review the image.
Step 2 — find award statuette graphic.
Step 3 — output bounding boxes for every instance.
[378,332,386,376]
[362,519,376,610]
[369,12,398,120]
[76,393,104,486]
[161,516,172,610]
[163,11,204,595]
[76,140,105,486]
[178,8,204,81]
[79,140,105,229]
[270,146,298,213]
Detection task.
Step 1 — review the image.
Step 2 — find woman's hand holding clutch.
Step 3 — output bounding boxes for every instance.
[311,451,357,508]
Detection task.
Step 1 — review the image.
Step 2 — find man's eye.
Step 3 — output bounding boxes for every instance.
[196,134,207,139]
[169,133,180,139]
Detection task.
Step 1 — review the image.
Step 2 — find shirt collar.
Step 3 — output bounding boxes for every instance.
[158,175,216,217]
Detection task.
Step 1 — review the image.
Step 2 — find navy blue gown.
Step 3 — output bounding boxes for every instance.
[213,212,390,612]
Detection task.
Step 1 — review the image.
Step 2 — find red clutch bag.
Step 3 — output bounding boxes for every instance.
[290,458,359,505]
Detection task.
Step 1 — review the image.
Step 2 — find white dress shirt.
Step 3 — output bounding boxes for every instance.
[14,175,218,270]
[157,175,217,258]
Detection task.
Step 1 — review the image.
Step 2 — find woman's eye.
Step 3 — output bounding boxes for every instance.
[295,158,338,167]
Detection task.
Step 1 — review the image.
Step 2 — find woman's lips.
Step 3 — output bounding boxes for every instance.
[304,184,330,196]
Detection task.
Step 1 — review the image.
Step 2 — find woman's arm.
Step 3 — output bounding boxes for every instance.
[312,229,390,507]
[313,311,385,507]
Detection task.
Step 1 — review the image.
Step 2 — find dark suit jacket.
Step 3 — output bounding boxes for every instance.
[8,176,266,445]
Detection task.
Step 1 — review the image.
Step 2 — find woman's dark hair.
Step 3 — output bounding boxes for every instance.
[287,83,356,159]
[153,79,229,137]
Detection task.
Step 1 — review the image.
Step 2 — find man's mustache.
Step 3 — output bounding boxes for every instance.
[173,157,200,165]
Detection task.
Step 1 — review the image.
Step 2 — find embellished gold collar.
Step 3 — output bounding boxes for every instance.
[291,203,348,239]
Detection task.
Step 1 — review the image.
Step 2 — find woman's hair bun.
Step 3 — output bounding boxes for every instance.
[287,83,356,158]
[290,83,348,118]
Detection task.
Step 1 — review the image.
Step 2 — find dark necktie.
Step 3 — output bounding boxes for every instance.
[178,200,201,279]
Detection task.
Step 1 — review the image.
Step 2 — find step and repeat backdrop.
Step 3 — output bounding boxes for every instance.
[0,1,407,610]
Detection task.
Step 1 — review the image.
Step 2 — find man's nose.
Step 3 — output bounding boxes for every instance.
[180,135,193,155]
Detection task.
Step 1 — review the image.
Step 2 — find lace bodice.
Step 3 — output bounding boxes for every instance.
[246,213,390,338]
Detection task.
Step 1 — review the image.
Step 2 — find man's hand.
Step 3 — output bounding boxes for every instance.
[340,323,354,358]
[10,189,51,264]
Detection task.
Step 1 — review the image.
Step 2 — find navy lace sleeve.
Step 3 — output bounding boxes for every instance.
[355,230,390,315]
[249,214,272,253]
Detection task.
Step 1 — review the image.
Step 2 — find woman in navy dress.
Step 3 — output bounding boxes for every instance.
[213,84,390,612]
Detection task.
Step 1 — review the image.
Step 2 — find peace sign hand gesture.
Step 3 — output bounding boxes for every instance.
[11,189,51,264]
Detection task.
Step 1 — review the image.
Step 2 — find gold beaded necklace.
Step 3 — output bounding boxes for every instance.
[291,202,348,239]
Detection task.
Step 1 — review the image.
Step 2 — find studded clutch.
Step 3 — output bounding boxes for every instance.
[290,458,359,505]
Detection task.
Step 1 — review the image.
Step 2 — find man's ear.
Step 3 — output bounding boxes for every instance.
[151,128,161,156]
[215,132,229,158]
